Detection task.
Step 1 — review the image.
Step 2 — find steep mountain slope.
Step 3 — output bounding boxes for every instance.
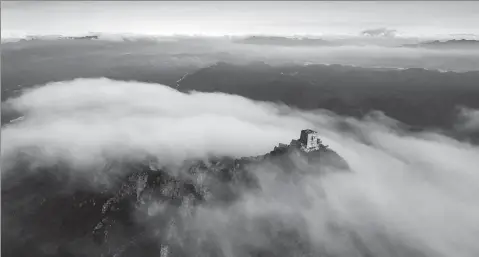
[178,62,479,130]
[2,130,348,257]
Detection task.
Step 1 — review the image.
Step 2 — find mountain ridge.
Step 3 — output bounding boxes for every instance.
[2,129,348,256]
[177,61,479,130]
[402,39,479,49]
[235,35,337,46]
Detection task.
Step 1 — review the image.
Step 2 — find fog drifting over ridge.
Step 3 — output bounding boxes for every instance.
[457,108,479,132]
[2,78,479,256]
[1,78,312,170]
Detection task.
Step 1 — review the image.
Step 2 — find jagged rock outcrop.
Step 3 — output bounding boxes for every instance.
[240,129,349,172]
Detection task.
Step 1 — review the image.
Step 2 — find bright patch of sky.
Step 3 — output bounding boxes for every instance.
[2,1,478,39]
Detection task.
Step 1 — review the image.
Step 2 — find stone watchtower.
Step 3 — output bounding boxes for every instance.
[299,129,322,152]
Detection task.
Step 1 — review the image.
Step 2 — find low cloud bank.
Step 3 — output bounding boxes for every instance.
[1,78,313,172]
[360,28,398,38]
[2,78,479,257]
[456,107,479,132]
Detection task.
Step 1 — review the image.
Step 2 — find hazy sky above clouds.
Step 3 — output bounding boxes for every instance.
[2,1,479,38]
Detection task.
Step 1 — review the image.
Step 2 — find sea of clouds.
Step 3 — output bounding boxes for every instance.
[2,78,479,257]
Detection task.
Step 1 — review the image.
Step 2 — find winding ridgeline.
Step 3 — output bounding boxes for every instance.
[2,129,349,257]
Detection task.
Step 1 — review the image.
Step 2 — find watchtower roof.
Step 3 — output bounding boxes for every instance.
[301,129,317,134]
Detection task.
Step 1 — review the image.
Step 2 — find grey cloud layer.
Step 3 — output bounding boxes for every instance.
[1,78,313,170]
[2,78,479,257]
[360,28,398,37]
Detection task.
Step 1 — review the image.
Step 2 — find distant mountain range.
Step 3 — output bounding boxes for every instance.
[0,33,181,43]
[4,34,479,50]
[236,36,479,49]
[1,35,99,43]
[402,39,479,49]
[177,62,479,130]
[236,36,337,46]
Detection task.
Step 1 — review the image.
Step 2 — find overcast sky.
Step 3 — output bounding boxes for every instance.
[2,1,479,38]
